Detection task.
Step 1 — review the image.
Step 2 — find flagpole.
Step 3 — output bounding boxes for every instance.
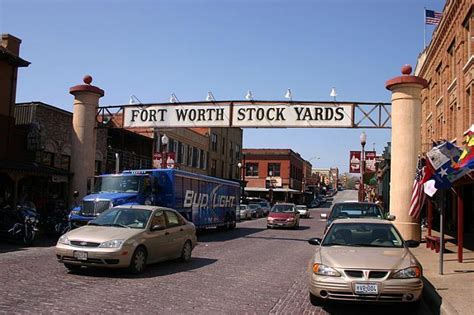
[424,7,427,49]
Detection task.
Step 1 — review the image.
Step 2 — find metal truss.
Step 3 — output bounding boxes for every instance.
[353,103,391,129]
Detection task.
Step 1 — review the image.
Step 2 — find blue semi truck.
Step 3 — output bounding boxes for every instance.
[69,169,240,230]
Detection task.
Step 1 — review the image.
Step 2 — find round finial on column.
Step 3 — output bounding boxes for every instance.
[83,75,93,85]
[401,64,412,75]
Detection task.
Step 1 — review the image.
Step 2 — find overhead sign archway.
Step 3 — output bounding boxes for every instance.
[97,101,392,129]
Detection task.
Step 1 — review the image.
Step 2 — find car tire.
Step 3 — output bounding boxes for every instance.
[267,225,271,229]
[64,263,82,272]
[180,241,192,263]
[128,246,147,275]
[309,292,324,306]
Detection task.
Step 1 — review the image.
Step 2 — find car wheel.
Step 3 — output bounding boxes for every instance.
[128,246,147,275]
[64,263,82,272]
[180,241,192,262]
[309,292,324,306]
[267,225,271,229]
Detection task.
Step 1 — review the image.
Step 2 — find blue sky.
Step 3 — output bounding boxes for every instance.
[1,0,445,173]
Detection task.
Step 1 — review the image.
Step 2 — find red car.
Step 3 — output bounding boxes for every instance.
[267,203,300,229]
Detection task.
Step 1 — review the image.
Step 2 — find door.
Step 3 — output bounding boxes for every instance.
[165,210,187,258]
[145,210,173,262]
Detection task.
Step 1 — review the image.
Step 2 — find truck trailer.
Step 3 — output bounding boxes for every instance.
[69,169,240,230]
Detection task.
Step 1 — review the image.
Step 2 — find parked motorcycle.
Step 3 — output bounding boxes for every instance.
[40,200,71,236]
[0,202,40,245]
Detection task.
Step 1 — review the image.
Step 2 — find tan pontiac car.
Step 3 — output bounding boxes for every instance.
[56,205,197,274]
[308,219,423,305]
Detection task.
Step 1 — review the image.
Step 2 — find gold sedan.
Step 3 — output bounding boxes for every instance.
[56,205,197,274]
[307,218,423,305]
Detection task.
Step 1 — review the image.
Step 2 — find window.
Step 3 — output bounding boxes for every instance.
[94,160,102,175]
[246,163,258,176]
[41,152,54,167]
[165,211,181,227]
[235,144,240,160]
[447,39,456,82]
[211,133,218,151]
[268,163,281,176]
[222,137,226,155]
[192,147,198,168]
[210,159,217,176]
[188,146,193,166]
[177,142,183,164]
[200,149,205,169]
[151,210,166,228]
[202,151,207,170]
[435,62,442,99]
[60,155,70,171]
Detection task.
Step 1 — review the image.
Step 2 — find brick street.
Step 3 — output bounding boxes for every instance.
[0,190,432,314]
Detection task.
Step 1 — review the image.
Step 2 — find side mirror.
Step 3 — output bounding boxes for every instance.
[73,191,79,198]
[151,224,166,231]
[387,214,396,221]
[405,240,420,248]
[320,213,327,220]
[308,237,322,246]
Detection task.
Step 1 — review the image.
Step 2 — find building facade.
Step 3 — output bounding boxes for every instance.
[415,1,474,237]
[242,149,309,204]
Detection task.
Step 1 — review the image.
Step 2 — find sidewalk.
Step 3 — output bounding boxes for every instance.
[411,230,474,315]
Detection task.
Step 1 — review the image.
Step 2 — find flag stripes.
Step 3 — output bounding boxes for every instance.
[408,158,425,219]
[425,9,442,25]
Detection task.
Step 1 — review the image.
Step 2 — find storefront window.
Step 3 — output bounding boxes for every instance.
[60,155,70,171]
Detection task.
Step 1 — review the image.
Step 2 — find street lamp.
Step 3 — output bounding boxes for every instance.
[237,161,245,203]
[269,170,274,205]
[359,131,367,202]
[161,134,169,169]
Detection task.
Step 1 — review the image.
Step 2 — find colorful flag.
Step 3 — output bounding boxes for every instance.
[425,9,442,25]
[426,142,470,189]
[454,125,474,170]
[409,157,428,219]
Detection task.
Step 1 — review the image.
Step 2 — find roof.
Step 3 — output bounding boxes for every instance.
[0,46,30,67]
[330,218,391,224]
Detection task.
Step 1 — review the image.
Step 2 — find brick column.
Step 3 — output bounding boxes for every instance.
[69,75,104,199]
[385,65,428,241]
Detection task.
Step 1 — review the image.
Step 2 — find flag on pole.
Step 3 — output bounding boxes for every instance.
[427,141,469,189]
[408,157,427,219]
[425,9,442,25]
[454,125,474,170]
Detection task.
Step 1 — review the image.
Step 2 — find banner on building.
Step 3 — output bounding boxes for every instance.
[153,152,176,169]
[365,151,377,173]
[349,151,376,173]
[123,102,354,128]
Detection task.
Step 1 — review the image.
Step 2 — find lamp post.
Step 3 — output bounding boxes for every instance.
[359,131,367,202]
[161,134,169,169]
[237,161,245,203]
[269,170,274,205]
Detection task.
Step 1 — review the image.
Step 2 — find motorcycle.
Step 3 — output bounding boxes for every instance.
[0,202,40,245]
[40,200,71,236]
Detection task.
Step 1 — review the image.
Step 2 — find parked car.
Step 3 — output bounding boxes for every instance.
[307,219,422,306]
[56,205,197,274]
[308,199,320,208]
[248,204,264,218]
[267,203,300,229]
[296,205,310,218]
[320,202,394,233]
[237,205,252,220]
[250,201,271,216]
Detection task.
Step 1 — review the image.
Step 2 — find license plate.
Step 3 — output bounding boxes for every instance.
[354,283,378,295]
[73,251,88,261]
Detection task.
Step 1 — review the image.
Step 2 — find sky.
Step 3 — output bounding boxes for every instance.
[1,0,445,173]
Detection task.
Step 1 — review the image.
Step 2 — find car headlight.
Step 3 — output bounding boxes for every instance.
[312,263,341,277]
[392,266,421,279]
[58,235,70,245]
[98,239,125,248]
[287,217,295,221]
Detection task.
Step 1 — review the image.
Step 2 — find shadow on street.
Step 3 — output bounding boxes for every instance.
[197,226,265,242]
[65,256,218,279]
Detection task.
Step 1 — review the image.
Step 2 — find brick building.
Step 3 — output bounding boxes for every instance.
[242,149,309,204]
[415,1,474,239]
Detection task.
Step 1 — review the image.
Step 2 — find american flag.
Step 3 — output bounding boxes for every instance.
[408,157,426,219]
[425,9,442,25]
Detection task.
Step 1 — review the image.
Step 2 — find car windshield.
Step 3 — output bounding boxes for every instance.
[296,206,307,209]
[322,223,404,248]
[93,175,144,193]
[238,206,248,210]
[90,208,151,229]
[271,204,294,213]
[249,204,260,209]
[330,203,383,219]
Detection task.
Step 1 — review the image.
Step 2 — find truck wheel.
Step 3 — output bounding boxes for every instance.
[180,241,192,262]
[128,246,147,274]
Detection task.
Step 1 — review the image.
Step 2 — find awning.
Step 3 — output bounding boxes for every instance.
[0,160,72,177]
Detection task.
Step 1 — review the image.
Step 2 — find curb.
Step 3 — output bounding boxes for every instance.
[422,277,459,315]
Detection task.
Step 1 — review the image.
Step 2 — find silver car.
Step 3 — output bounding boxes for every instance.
[308,219,422,305]
[56,205,197,274]
[296,205,310,218]
[237,205,252,220]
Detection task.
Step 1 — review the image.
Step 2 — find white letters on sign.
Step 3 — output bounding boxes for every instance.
[122,103,354,128]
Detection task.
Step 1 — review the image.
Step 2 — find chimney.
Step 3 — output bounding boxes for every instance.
[1,34,22,55]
